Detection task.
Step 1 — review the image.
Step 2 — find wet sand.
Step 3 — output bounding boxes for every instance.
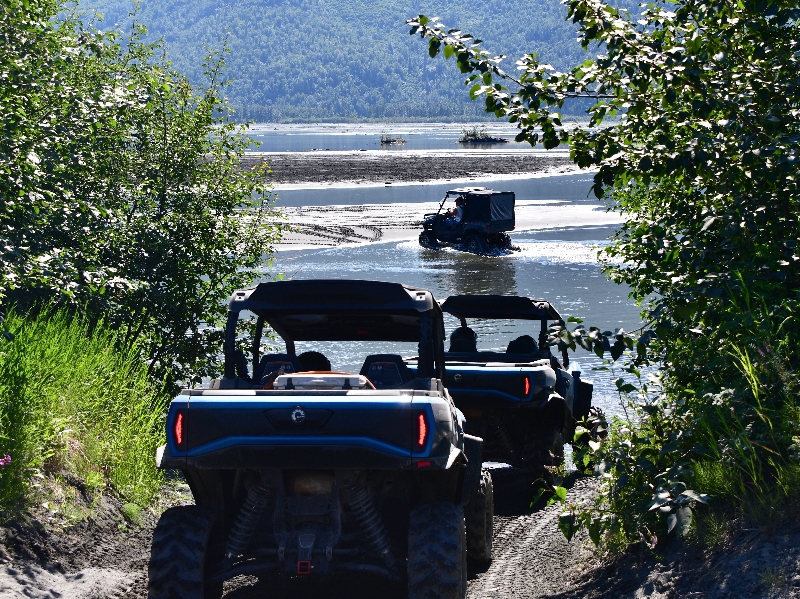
[243,149,575,185]
[278,200,621,248]
[243,149,609,248]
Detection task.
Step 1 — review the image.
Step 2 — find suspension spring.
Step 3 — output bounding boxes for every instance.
[486,412,515,457]
[225,483,272,560]
[347,484,395,569]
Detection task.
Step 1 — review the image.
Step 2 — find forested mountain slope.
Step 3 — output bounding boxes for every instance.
[80,0,629,121]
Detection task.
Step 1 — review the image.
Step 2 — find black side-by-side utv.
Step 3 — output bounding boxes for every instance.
[148,280,492,599]
[419,187,515,253]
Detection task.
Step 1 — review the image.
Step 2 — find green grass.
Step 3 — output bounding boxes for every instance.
[0,308,169,515]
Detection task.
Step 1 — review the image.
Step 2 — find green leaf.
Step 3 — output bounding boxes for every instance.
[667,513,677,534]
[558,512,578,541]
[588,518,602,546]
[443,45,455,60]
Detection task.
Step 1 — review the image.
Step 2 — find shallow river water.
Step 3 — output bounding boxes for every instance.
[266,184,641,420]
[247,122,545,152]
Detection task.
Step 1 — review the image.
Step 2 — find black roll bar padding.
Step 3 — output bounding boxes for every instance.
[539,318,548,351]
[224,310,239,379]
[252,315,265,375]
[435,313,446,380]
[418,311,434,378]
[435,193,449,217]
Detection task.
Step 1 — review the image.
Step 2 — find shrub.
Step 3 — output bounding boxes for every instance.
[0,308,169,514]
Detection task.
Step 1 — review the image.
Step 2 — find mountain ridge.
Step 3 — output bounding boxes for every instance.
[81,0,621,121]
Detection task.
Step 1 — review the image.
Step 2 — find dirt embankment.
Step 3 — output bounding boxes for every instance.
[240,152,576,185]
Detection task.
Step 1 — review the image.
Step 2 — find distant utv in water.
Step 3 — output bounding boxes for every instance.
[419,187,517,254]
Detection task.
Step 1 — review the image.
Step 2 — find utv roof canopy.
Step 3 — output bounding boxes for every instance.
[228,279,440,342]
[446,188,514,224]
[440,295,561,321]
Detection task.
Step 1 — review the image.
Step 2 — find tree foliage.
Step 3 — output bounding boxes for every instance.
[78,0,638,120]
[1,0,283,386]
[410,0,800,545]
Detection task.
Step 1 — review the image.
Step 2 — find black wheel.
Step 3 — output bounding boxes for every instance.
[419,231,436,249]
[148,505,223,599]
[464,235,485,254]
[408,502,467,599]
[466,469,493,564]
[521,425,564,484]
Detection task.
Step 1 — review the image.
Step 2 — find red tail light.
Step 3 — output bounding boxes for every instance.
[417,413,428,448]
[174,412,184,448]
[524,376,531,396]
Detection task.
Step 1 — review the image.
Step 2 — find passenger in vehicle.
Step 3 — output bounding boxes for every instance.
[506,335,537,354]
[449,326,478,352]
[298,350,332,372]
[445,198,465,228]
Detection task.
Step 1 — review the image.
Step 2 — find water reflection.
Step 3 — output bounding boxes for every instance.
[274,226,644,419]
[420,247,517,298]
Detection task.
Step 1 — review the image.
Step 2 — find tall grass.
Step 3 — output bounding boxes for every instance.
[0,308,169,514]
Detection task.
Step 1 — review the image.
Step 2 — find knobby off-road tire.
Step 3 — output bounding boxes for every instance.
[466,469,494,564]
[464,235,485,254]
[148,505,223,599]
[407,502,467,599]
[522,425,565,485]
[419,231,437,249]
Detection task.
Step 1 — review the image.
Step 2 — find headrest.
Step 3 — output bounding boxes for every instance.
[360,354,414,387]
[297,351,331,372]
[449,327,477,352]
[256,353,303,382]
[506,335,537,354]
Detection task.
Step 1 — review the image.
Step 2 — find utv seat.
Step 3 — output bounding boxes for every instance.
[449,326,478,353]
[506,335,537,354]
[255,353,303,382]
[360,354,414,388]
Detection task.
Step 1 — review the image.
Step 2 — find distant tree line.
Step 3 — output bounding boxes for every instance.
[79,0,635,121]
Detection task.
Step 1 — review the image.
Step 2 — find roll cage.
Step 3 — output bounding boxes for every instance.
[223,279,447,382]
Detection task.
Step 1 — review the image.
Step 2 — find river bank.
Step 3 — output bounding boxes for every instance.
[242,149,576,185]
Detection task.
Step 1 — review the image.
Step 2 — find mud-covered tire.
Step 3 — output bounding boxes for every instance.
[419,231,437,249]
[466,469,494,564]
[148,505,223,599]
[408,502,467,599]
[522,425,565,484]
[464,235,485,254]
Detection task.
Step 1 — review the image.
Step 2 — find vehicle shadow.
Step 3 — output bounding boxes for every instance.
[221,467,585,598]
[488,464,586,517]
[488,465,541,517]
